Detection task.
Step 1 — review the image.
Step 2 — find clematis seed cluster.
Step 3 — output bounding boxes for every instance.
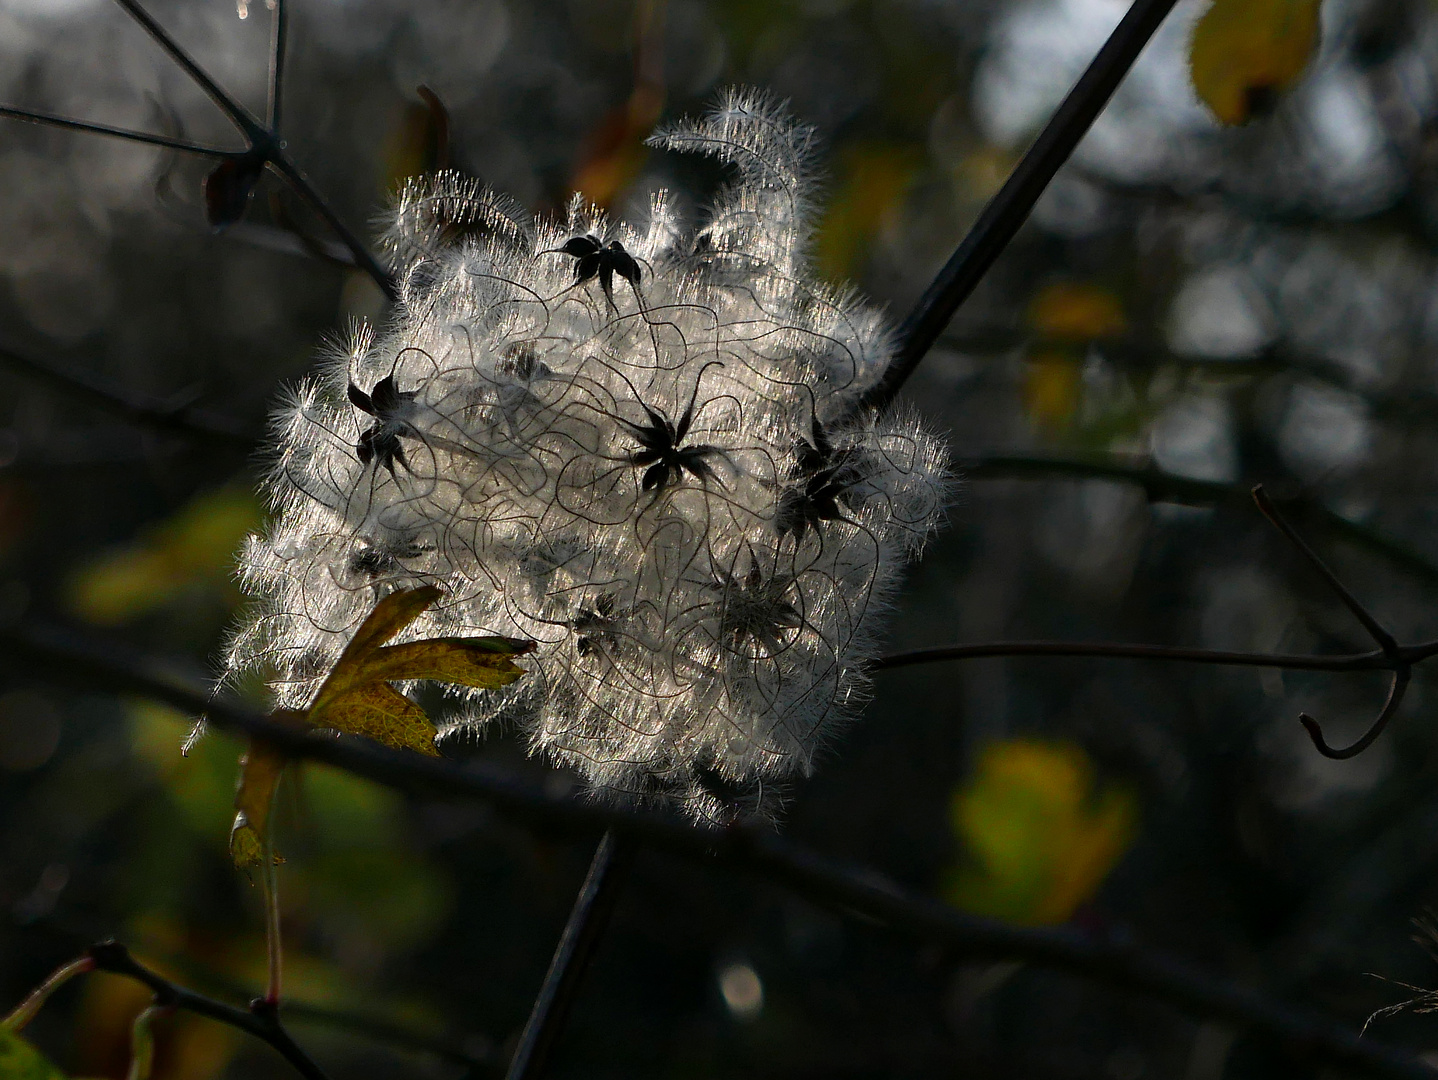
[226,90,949,822]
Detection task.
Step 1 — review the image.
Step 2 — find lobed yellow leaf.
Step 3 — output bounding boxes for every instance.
[344,637,535,690]
[228,587,534,867]
[1190,0,1322,125]
[311,683,440,757]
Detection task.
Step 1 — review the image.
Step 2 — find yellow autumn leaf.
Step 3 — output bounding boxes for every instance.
[229,586,534,866]
[1023,350,1083,432]
[945,739,1137,925]
[1190,0,1322,125]
[814,144,918,280]
[1029,282,1126,342]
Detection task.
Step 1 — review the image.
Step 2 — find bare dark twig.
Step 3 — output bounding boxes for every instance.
[81,940,333,1080]
[506,830,635,1080]
[0,105,236,157]
[857,0,1182,414]
[268,0,289,132]
[1252,485,1412,758]
[0,620,1432,1080]
[110,0,266,139]
[0,342,256,448]
[0,1,396,298]
[959,453,1438,588]
[1252,486,1400,656]
[881,485,1428,760]
[878,640,1438,672]
[878,639,1434,761]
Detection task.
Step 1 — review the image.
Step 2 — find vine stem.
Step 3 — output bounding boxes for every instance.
[79,941,334,1080]
[857,0,1182,413]
[261,795,283,1005]
[506,830,635,1080]
[1,955,94,1031]
[1,622,1428,1079]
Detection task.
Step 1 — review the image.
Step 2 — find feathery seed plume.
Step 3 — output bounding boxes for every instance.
[225,89,949,822]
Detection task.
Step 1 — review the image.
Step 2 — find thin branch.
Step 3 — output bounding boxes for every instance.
[959,453,1438,589]
[877,640,1438,672]
[882,486,1433,758]
[10,928,500,1074]
[268,0,289,132]
[8,0,401,299]
[1,621,1432,1080]
[1252,486,1400,657]
[0,105,236,157]
[506,830,634,1080]
[857,0,1182,414]
[1252,485,1411,757]
[266,153,396,297]
[111,0,267,142]
[282,1000,497,1072]
[1301,666,1411,760]
[83,941,332,1080]
[0,343,256,448]
[107,0,395,295]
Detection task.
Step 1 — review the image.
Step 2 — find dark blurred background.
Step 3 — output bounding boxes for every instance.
[4,0,1438,1075]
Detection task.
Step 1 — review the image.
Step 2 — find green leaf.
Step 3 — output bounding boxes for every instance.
[1190,0,1322,125]
[0,1029,67,1080]
[229,587,534,867]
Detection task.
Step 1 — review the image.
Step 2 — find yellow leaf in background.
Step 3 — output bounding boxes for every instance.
[815,144,919,280]
[1190,0,1322,125]
[1029,282,1126,342]
[1023,350,1083,432]
[0,1029,67,1080]
[67,485,261,626]
[229,587,534,867]
[945,739,1137,925]
[571,85,666,210]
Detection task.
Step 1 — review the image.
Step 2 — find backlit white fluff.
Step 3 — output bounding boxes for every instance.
[226,90,948,822]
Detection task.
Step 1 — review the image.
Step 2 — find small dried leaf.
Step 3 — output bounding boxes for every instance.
[228,587,533,867]
[204,150,266,229]
[1190,0,1322,125]
[229,737,287,868]
[384,86,451,187]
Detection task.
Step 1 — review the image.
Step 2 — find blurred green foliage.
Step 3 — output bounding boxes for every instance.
[946,739,1138,925]
[0,1029,67,1080]
[65,488,260,628]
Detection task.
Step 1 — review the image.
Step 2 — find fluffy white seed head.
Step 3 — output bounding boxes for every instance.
[226,89,949,822]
